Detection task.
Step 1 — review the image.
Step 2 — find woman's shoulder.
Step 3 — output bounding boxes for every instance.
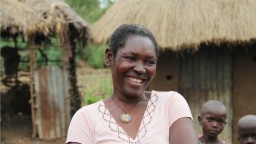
[151,90,182,98]
[147,91,186,105]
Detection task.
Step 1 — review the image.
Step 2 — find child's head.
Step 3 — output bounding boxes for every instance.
[237,115,256,144]
[198,100,227,139]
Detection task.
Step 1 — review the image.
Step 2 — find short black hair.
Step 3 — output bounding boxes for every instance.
[108,24,159,58]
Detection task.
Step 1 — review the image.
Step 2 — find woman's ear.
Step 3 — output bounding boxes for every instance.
[105,48,112,66]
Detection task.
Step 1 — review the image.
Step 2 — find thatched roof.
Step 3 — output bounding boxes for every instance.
[0,0,89,43]
[47,1,89,43]
[91,0,256,51]
[23,0,89,42]
[0,0,42,37]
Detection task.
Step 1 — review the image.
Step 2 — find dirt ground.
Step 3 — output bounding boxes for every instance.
[1,63,111,144]
[1,114,66,144]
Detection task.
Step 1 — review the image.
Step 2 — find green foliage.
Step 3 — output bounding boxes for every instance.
[36,38,63,68]
[66,0,115,68]
[19,56,30,71]
[82,70,113,105]
[0,38,63,72]
[66,0,115,103]
[66,0,112,23]
[0,38,27,48]
[0,38,29,71]
[82,42,107,69]
[86,95,104,105]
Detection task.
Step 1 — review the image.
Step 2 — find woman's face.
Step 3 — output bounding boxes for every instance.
[107,35,157,99]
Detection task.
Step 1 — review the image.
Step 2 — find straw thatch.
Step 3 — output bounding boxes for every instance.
[23,0,89,42]
[48,1,89,44]
[91,0,256,51]
[0,0,89,43]
[0,0,42,37]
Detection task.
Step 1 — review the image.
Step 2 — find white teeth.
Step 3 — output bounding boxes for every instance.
[128,77,142,83]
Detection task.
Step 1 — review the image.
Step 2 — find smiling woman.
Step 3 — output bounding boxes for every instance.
[66,24,199,144]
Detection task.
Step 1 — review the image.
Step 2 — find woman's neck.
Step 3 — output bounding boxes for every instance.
[112,91,150,104]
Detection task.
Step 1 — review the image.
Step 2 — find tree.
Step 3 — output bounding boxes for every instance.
[66,0,114,23]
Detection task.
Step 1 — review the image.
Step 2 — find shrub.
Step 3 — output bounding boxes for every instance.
[82,42,106,69]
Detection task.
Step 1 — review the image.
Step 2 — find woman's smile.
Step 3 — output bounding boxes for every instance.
[127,77,144,86]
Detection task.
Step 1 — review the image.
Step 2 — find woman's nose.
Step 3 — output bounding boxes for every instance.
[134,61,146,73]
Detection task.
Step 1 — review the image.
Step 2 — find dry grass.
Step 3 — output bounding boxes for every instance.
[1,0,89,44]
[91,0,256,51]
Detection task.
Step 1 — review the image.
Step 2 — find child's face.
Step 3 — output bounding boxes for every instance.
[238,123,256,144]
[199,111,227,138]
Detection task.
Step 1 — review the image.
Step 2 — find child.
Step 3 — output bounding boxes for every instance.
[237,114,256,144]
[198,100,227,144]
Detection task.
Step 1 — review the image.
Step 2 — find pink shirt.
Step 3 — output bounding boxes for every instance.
[66,91,193,144]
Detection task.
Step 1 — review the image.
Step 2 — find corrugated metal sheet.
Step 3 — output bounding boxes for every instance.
[179,47,232,144]
[34,66,70,139]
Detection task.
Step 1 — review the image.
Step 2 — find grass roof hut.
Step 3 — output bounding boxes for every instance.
[0,0,44,40]
[0,0,89,140]
[91,0,256,143]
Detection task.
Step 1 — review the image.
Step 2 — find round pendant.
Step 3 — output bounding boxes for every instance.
[120,113,132,123]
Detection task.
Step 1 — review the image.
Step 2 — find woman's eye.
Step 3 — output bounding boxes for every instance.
[124,56,136,61]
[145,60,156,66]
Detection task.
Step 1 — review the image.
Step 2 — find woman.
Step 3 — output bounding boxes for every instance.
[66,24,198,144]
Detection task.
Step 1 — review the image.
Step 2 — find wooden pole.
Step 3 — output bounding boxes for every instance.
[28,34,38,138]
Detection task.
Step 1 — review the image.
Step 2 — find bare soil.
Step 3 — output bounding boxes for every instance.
[1,114,66,144]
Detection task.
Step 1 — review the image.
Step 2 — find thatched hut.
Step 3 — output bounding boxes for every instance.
[0,0,89,140]
[0,0,43,40]
[91,0,256,143]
